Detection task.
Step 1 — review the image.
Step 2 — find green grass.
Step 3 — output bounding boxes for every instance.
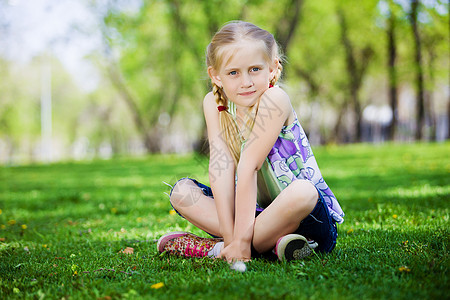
[0,143,449,299]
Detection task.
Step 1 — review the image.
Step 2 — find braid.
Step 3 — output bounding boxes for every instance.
[270,59,283,86]
[212,84,227,108]
[212,83,242,165]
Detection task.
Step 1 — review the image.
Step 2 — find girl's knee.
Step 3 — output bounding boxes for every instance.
[289,180,318,212]
[169,178,197,209]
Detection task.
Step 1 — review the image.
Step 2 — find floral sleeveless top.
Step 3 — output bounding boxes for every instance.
[230,101,345,224]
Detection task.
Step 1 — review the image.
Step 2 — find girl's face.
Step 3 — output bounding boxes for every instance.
[209,41,276,109]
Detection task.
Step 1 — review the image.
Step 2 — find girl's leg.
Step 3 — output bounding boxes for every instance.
[170,178,221,237]
[252,179,318,253]
[169,178,318,254]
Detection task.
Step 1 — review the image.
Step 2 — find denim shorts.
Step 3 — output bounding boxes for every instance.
[170,178,337,253]
[292,192,337,253]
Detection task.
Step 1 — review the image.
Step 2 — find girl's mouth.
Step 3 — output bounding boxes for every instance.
[239,91,256,96]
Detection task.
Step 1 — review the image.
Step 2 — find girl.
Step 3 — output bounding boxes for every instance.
[157,21,344,262]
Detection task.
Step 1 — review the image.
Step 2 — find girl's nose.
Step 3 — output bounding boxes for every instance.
[241,73,254,88]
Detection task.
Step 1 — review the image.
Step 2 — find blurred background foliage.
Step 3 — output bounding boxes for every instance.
[0,0,448,164]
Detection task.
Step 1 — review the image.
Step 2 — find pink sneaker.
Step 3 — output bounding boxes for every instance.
[157,231,223,258]
[274,234,314,261]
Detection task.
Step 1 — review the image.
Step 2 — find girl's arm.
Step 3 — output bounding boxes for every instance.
[222,87,292,261]
[203,92,236,246]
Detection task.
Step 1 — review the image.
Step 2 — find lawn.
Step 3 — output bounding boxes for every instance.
[0,142,448,299]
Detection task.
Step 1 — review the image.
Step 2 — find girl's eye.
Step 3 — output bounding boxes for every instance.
[229,71,237,75]
[251,67,260,72]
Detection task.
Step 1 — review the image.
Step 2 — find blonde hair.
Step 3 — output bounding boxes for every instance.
[206,21,283,165]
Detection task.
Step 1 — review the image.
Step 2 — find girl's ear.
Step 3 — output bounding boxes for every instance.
[269,58,279,79]
[208,66,222,87]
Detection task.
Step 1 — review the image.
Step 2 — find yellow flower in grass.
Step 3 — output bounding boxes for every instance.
[21,224,27,230]
[151,282,164,289]
[347,228,354,234]
[110,207,118,214]
[398,266,411,273]
[169,209,176,216]
[0,209,2,215]
[393,214,398,219]
[1,225,5,230]
[8,220,16,225]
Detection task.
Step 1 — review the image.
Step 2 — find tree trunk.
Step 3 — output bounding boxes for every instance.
[387,1,398,141]
[409,0,426,140]
[425,44,437,140]
[295,67,322,143]
[337,9,373,142]
[275,0,304,55]
[448,2,450,140]
[106,65,159,152]
[333,104,347,144]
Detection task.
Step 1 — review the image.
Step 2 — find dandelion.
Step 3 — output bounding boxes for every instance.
[136,217,143,222]
[393,214,398,219]
[398,266,411,273]
[8,220,16,225]
[111,207,118,214]
[1,225,5,229]
[169,209,176,216]
[151,282,164,289]
[73,270,78,276]
[21,224,27,230]
[0,209,2,215]
[347,228,354,234]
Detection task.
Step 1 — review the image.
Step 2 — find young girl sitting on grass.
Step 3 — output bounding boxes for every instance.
[158,21,344,262]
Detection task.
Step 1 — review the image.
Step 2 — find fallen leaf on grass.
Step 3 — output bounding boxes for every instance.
[119,247,134,254]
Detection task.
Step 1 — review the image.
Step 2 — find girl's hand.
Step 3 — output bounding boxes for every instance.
[218,240,251,262]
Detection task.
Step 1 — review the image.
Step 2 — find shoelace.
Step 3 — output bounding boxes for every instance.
[184,244,208,257]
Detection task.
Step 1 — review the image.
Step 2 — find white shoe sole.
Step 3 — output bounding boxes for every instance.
[276,234,313,261]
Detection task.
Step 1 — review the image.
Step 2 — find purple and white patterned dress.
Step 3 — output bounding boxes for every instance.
[252,110,345,224]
